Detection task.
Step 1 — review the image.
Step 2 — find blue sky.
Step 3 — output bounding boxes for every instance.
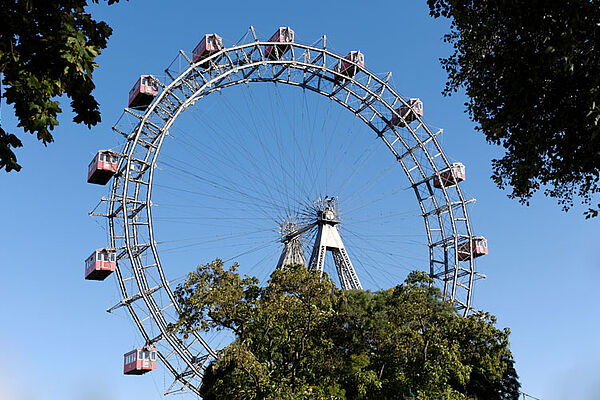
[0,1,598,399]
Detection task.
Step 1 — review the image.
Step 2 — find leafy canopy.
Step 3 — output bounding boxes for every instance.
[0,0,123,172]
[172,261,520,399]
[427,0,600,218]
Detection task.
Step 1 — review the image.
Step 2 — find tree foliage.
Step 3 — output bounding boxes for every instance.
[427,0,600,217]
[172,261,520,399]
[0,0,123,172]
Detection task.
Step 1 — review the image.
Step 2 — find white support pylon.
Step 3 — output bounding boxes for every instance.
[308,197,362,290]
[276,221,306,268]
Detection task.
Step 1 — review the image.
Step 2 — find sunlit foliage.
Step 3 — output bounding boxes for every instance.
[173,261,520,399]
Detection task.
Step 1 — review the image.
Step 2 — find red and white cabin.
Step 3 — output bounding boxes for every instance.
[87,150,118,185]
[192,33,224,66]
[124,347,158,375]
[128,75,159,110]
[392,98,424,127]
[265,27,295,60]
[84,248,116,281]
[457,236,488,261]
[433,162,466,189]
[334,51,365,80]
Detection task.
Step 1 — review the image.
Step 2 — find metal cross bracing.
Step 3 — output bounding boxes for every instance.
[91,26,485,396]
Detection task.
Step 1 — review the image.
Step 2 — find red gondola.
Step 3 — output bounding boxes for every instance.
[457,237,488,261]
[84,248,116,281]
[124,347,158,375]
[265,27,295,60]
[192,33,224,67]
[433,162,466,189]
[87,150,118,185]
[334,51,365,80]
[391,98,423,127]
[128,75,159,110]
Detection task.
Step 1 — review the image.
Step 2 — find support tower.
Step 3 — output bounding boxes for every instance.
[277,197,362,290]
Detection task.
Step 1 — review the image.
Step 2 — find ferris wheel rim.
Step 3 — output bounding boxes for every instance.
[104,27,480,396]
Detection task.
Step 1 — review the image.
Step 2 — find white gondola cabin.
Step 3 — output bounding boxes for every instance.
[457,237,488,261]
[192,33,224,67]
[124,347,158,375]
[392,98,423,127]
[128,75,159,110]
[84,248,116,281]
[87,150,118,185]
[334,51,365,80]
[433,162,466,189]
[265,27,295,60]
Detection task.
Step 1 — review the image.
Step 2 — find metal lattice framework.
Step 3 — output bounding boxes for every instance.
[91,27,485,396]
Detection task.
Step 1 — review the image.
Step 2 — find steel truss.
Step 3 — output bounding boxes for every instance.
[93,26,484,396]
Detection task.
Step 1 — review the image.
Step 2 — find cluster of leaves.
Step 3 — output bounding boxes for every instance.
[427,0,600,217]
[0,0,122,172]
[172,261,520,399]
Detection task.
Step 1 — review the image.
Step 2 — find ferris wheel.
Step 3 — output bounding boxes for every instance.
[86,26,488,396]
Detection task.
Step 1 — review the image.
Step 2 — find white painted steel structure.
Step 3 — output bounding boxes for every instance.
[90,27,485,396]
